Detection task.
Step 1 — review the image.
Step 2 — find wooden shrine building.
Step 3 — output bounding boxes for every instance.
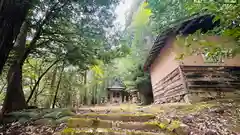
[107,78,126,104]
[144,14,240,104]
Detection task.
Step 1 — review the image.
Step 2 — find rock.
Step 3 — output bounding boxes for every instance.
[18,117,29,124]
[34,118,55,126]
[2,117,18,123]
[56,116,71,124]
[57,110,75,118]
[7,111,40,119]
[205,130,217,135]
[174,123,189,135]
[53,132,61,135]
[167,120,182,132]
[53,132,62,135]
[43,109,75,119]
[182,115,194,124]
[55,123,67,131]
[68,118,94,128]
[43,111,60,119]
[159,117,171,125]
[210,108,225,114]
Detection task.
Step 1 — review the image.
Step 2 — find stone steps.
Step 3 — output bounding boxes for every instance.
[68,118,163,132]
[59,113,182,135]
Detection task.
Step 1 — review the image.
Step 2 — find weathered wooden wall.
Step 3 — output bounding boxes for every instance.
[152,66,240,104]
[152,67,186,104]
[181,66,240,102]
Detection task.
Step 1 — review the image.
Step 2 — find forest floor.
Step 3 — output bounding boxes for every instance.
[0,99,240,135]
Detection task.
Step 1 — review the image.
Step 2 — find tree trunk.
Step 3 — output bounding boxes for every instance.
[44,67,57,108]
[52,62,65,108]
[0,0,31,74]
[83,71,87,105]
[33,84,38,106]
[2,22,28,113]
[26,59,59,103]
[138,81,153,105]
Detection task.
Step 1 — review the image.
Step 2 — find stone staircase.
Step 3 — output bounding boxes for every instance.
[60,112,180,135]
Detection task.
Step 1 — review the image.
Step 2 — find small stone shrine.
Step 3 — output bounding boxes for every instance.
[107,78,126,104]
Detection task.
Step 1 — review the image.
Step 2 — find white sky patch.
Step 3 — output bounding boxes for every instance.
[114,0,134,28]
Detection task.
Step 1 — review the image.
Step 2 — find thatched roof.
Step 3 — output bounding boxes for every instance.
[143,14,220,71]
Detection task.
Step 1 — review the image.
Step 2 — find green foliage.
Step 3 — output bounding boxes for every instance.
[148,0,240,62]
[0,0,126,107]
[175,32,236,62]
[148,0,188,34]
[183,1,240,59]
[131,2,152,28]
[100,1,153,92]
[26,0,122,70]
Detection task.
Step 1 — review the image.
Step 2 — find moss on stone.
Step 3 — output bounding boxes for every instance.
[34,118,56,126]
[43,109,75,120]
[144,121,167,130]
[67,118,112,128]
[79,113,154,117]
[75,113,155,123]
[7,111,40,119]
[61,128,76,135]
[56,116,72,124]
[166,120,181,132]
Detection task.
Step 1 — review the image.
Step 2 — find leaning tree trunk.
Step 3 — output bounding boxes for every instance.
[0,0,31,74]
[2,22,28,113]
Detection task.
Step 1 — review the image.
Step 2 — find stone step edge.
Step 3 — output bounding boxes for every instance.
[67,118,182,132]
[60,128,162,135]
[73,113,155,122]
[74,113,155,117]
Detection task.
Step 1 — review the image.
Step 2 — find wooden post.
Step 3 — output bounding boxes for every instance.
[111,92,113,104]
[178,65,190,103]
[119,92,122,103]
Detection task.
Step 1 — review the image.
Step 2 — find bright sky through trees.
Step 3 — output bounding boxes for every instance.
[115,0,134,27]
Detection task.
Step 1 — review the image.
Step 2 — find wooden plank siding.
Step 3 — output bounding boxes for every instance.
[152,65,240,104]
[181,66,240,102]
[152,67,186,104]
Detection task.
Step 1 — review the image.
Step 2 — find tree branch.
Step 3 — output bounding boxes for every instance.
[26,59,60,103]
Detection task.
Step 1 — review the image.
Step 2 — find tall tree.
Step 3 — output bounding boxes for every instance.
[2,22,28,113]
[2,0,121,112]
[0,0,31,74]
